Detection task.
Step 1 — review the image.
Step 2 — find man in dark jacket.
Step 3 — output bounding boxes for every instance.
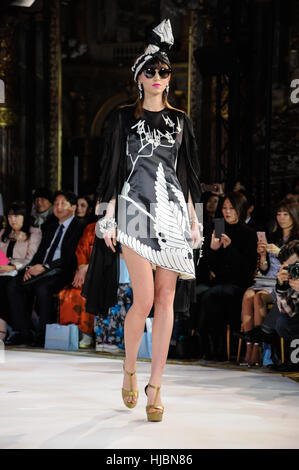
[6,190,85,347]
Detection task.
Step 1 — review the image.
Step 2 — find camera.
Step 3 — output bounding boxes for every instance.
[283,261,299,279]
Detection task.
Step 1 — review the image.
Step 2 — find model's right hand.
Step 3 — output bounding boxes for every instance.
[103,227,117,253]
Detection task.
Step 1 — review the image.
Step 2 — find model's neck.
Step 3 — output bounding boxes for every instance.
[142,95,165,112]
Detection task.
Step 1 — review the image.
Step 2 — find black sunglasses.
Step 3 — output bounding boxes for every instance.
[142,67,172,79]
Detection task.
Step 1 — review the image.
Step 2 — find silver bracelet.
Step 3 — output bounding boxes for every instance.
[96,217,117,237]
[190,217,200,225]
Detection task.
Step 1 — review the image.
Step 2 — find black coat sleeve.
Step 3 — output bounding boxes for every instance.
[96,108,125,207]
[176,113,201,206]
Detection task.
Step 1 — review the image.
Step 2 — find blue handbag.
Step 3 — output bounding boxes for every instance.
[44,323,79,351]
[138,318,153,359]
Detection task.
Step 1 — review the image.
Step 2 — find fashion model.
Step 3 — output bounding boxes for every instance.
[93,19,202,422]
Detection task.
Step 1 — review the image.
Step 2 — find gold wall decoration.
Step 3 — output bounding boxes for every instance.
[48,0,62,191]
[0,106,18,127]
[0,23,16,108]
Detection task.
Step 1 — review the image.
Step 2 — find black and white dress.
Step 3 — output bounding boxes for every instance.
[82,105,201,314]
[117,108,196,279]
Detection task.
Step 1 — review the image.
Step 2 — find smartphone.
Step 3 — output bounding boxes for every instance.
[257,231,268,244]
[214,218,225,239]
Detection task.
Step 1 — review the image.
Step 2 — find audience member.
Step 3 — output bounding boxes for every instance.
[5,190,84,347]
[239,190,265,232]
[273,240,299,371]
[239,199,299,366]
[95,245,132,352]
[58,221,96,348]
[75,195,95,225]
[197,192,258,360]
[0,201,41,341]
[201,191,219,225]
[31,188,55,230]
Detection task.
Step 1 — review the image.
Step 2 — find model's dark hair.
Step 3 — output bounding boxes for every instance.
[1,201,31,242]
[221,191,248,223]
[130,57,180,119]
[271,200,299,245]
[54,190,78,207]
[278,239,299,263]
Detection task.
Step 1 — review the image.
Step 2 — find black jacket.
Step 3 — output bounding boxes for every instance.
[30,216,85,279]
[202,221,258,288]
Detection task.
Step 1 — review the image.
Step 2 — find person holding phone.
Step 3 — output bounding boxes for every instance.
[240,199,299,366]
[197,192,257,360]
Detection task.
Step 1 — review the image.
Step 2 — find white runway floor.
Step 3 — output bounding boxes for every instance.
[0,349,298,449]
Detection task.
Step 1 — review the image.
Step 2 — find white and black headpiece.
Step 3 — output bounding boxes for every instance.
[131,19,174,82]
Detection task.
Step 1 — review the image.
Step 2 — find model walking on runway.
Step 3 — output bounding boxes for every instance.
[93,19,202,422]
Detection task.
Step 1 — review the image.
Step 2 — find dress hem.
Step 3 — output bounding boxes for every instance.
[117,237,195,281]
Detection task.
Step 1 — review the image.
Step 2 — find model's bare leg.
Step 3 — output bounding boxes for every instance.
[120,244,154,404]
[146,266,178,414]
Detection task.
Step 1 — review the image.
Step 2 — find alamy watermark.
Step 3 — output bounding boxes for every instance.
[290,79,299,104]
[96,198,204,247]
[290,338,299,364]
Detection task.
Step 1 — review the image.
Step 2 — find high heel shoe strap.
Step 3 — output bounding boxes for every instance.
[123,362,136,391]
[145,383,161,409]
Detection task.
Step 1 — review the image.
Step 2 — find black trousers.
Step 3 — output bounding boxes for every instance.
[0,275,13,323]
[197,283,245,333]
[276,313,299,341]
[6,273,69,337]
[261,303,280,334]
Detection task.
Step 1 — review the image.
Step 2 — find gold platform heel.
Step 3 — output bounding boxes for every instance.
[122,362,138,409]
[145,383,164,422]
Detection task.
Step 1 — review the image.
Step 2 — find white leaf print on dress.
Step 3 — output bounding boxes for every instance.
[117,162,195,278]
[154,162,191,251]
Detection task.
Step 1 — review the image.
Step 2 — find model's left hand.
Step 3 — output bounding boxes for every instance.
[191,223,202,249]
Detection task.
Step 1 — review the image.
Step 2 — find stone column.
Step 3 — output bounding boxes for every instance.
[0,19,19,207]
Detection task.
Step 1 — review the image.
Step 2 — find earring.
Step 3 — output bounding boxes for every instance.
[164,83,169,94]
[138,82,143,99]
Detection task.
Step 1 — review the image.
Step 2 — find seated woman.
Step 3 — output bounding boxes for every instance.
[197,192,258,360]
[95,245,132,353]
[75,195,95,226]
[241,199,299,366]
[0,201,42,341]
[58,222,96,348]
[201,191,220,225]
